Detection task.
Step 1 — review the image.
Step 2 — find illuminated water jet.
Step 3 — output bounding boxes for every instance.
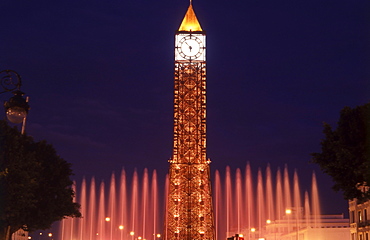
[60,168,162,240]
[58,164,336,240]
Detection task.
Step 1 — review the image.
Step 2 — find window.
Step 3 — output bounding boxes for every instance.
[365,209,368,222]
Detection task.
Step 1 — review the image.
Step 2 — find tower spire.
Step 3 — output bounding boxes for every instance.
[178,2,202,32]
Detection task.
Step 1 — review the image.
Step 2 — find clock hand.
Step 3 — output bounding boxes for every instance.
[185,42,192,52]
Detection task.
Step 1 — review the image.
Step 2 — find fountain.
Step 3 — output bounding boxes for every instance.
[214,164,322,240]
[59,168,162,240]
[57,163,327,240]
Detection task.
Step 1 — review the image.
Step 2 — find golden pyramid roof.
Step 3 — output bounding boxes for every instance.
[178,3,203,32]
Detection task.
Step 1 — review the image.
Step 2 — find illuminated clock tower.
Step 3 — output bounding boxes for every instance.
[165,2,215,240]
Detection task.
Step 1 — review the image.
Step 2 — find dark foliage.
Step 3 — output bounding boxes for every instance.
[0,120,81,240]
[311,103,370,201]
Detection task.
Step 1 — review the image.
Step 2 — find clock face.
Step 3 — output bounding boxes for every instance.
[177,35,204,59]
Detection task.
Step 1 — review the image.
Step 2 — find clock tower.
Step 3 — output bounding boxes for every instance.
[165,2,215,240]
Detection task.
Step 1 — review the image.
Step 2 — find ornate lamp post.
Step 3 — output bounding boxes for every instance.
[0,70,30,133]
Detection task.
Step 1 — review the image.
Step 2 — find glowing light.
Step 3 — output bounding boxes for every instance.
[156,234,161,238]
[250,228,256,232]
[130,231,135,236]
[119,225,124,230]
[285,209,292,214]
[266,219,271,224]
[105,217,111,222]
[178,4,202,32]
[239,234,244,237]
[48,233,52,237]
[138,236,142,240]
[6,107,27,124]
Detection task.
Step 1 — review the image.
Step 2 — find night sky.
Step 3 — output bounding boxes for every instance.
[1,0,369,217]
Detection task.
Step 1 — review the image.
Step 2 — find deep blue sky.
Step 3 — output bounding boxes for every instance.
[1,0,369,215]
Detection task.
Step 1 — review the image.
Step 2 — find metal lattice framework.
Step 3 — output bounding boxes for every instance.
[165,61,215,240]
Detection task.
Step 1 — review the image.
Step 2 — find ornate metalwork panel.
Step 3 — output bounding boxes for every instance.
[165,61,215,240]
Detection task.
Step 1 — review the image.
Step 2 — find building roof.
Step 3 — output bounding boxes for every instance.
[178,3,203,32]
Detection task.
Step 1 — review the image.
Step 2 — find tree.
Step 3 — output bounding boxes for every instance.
[0,120,81,240]
[311,103,370,201]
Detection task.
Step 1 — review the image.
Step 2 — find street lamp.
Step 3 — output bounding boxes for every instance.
[119,225,124,240]
[0,70,30,133]
[105,217,112,239]
[250,228,256,240]
[266,219,277,240]
[285,209,299,240]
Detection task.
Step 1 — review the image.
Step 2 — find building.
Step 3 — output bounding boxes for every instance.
[228,214,349,240]
[164,2,215,240]
[349,197,370,240]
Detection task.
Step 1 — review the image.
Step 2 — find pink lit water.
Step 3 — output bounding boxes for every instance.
[59,164,321,240]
